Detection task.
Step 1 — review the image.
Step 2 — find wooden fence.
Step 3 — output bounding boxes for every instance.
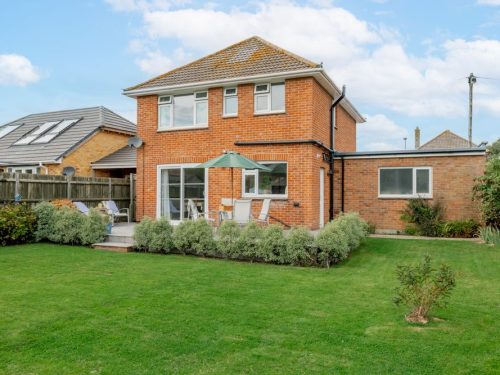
[0,173,136,220]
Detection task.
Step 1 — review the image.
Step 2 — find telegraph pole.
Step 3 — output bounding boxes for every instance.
[468,73,476,148]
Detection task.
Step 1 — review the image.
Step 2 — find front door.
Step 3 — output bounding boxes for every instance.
[158,164,207,222]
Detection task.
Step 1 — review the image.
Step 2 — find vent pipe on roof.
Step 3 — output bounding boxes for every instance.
[415,127,421,149]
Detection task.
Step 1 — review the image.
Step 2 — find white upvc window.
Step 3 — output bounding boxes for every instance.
[7,166,38,174]
[254,82,285,114]
[223,87,238,116]
[158,92,208,130]
[242,162,288,199]
[378,167,432,198]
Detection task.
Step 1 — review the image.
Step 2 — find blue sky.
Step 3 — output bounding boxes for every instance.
[1,0,499,150]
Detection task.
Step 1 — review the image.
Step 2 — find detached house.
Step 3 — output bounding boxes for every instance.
[0,107,136,177]
[125,36,485,231]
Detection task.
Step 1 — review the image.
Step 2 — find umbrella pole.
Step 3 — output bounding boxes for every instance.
[231,168,234,203]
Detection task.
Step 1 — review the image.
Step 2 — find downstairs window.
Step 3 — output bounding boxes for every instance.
[379,167,432,198]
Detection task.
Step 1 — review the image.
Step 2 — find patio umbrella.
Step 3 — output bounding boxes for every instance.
[197,151,271,202]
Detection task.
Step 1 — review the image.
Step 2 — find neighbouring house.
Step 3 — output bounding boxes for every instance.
[415,127,478,149]
[0,106,136,177]
[124,36,486,231]
[91,146,137,178]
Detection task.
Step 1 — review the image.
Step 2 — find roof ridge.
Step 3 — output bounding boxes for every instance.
[101,106,136,127]
[125,36,319,92]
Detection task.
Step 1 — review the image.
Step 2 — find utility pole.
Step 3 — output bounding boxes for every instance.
[403,137,407,150]
[468,73,476,148]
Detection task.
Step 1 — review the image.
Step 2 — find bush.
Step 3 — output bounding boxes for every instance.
[441,219,480,238]
[335,212,368,249]
[394,255,456,324]
[48,207,84,245]
[283,227,316,266]
[173,219,215,255]
[473,139,500,228]
[33,201,56,242]
[237,222,264,259]
[134,217,174,253]
[217,220,242,258]
[479,226,500,246]
[258,225,287,263]
[401,198,444,237]
[80,209,108,245]
[316,220,350,267]
[0,204,37,246]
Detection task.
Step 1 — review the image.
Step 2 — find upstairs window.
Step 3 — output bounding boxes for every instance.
[223,87,238,116]
[158,92,208,130]
[379,167,432,198]
[254,82,285,114]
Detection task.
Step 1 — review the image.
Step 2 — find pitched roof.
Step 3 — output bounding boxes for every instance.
[91,145,136,169]
[126,36,319,92]
[419,130,476,150]
[0,106,136,165]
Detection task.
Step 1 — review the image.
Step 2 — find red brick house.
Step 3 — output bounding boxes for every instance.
[124,36,485,231]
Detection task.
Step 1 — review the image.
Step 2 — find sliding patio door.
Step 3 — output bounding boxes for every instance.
[158,164,207,222]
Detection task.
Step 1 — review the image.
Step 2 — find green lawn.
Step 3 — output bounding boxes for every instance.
[0,239,498,374]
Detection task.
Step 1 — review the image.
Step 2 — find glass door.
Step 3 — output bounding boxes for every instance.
[159,166,206,222]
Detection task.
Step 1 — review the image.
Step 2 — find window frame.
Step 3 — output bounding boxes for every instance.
[378,166,432,199]
[7,165,38,174]
[223,87,238,117]
[242,161,288,199]
[254,82,285,115]
[157,92,209,131]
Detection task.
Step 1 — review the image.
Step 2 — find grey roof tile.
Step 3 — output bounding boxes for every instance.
[419,130,476,149]
[91,146,136,169]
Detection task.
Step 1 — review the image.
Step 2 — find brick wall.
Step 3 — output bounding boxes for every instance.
[334,154,485,231]
[135,76,342,228]
[47,130,130,177]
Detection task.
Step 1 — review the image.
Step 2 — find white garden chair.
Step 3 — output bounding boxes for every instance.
[74,201,90,215]
[233,199,252,225]
[254,198,271,225]
[102,200,130,223]
[187,199,215,224]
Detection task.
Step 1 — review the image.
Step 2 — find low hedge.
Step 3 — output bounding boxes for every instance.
[134,211,369,267]
[0,203,37,246]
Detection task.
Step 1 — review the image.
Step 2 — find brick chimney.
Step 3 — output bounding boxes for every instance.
[415,127,421,149]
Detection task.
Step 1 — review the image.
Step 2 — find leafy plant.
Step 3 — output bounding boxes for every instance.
[48,207,84,245]
[316,220,350,267]
[217,220,242,258]
[148,218,174,253]
[401,198,444,237]
[80,209,108,246]
[479,226,500,246]
[283,227,316,266]
[134,217,155,252]
[473,138,500,228]
[173,219,215,255]
[33,201,56,242]
[0,204,37,246]
[237,222,263,259]
[394,255,456,324]
[258,225,286,263]
[441,219,480,238]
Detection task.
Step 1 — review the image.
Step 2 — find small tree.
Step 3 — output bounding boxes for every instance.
[394,255,456,324]
[401,198,444,237]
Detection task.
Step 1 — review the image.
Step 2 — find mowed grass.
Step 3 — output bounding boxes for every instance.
[0,239,498,374]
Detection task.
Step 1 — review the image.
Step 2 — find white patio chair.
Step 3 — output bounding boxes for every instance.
[74,201,90,215]
[102,200,130,223]
[219,198,234,221]
[254,198,271,225]
[233,199,252,225]
[187,199,215,223]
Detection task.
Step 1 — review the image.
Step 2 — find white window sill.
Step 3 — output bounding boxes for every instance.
[253,110,286,116]
[242,194,288,200]
[378,194,432,199]
[157,125,208,132]
[222,114,238,118]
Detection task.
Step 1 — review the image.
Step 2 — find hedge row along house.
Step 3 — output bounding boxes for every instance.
[124,36,485,232]
[0,106,136,177]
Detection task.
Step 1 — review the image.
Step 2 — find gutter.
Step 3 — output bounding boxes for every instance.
[329,85,345,221]
[234,139,332,153]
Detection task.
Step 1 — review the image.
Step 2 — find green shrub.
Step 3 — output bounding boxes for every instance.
[479,226,500,246]
[441,219,480,238]
[217,220,242,258]
[48,207,84,245]
[402,198,444,237]
[33,201,56,242]
[394,255,456,324]
[404,225,419,236]
[0,204,37,246]
[258,225,287,263]
[134,217,155,251]
[283,227,316,266]
[335,212,368,250]
[80,209,108,245]
[316,220,350,267]
[173,219,215,255]
[237,222,264,259]
[134,217,175,253]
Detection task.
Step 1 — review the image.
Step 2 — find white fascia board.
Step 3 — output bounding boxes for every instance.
[335,151,486,160]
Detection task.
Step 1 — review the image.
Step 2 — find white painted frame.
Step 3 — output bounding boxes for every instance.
[156,163,209,223]
[223,87,238,117]
[378,166,433,199]
[242,161,288,199]
[157,92,209,131]
[253,82,286,115]
[8,165,38,174]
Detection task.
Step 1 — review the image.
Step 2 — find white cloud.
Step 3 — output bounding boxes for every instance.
[135,50,174,75]
[0,54,40,86]
[105,0,175,12]
[477,0,500,5]
[358,114,409,150]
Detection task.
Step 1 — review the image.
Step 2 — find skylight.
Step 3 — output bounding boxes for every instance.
[13,121,60,145]
[0,125,20,139]
[31,119,80,144]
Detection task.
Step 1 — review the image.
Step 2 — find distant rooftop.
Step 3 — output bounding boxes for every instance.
[419,130,476,150]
